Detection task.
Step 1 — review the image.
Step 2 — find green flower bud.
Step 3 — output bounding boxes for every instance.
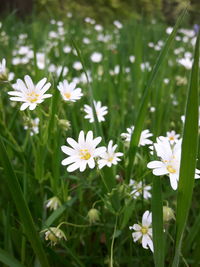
[87,208,100,224]
[163,206,175,222]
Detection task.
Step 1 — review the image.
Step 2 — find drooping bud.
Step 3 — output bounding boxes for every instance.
[163,206,175,222]
[87,208,100,224]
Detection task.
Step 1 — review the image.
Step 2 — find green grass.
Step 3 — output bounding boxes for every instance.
[0,11,199,266]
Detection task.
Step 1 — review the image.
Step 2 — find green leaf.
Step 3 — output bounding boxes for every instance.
[172,32,199,267]
[126,9,187,180]
[43,204,68,229]
[152,177,164,267]
[0,139,50,267]
[0,248,24,267]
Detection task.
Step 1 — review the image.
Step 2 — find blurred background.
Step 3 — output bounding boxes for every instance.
[0,0,199,24]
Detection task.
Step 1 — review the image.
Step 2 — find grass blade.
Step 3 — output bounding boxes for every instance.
[172,32,200,267]
[0,248,24,267]
[152,177,164,267]
[0,139,50,267]
[126,9,187,179]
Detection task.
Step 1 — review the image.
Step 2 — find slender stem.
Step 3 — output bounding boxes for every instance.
[110,216,118,267]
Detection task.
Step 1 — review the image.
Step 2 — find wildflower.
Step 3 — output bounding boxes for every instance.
[165,130,180,144]
[24,117,40,136]
[87,208,100,224]
[147,138,200,190]
[73,61,82,71]
[8,75,52,111]
[44,227,67,246]
[113,20,123,29]
[129,210,153,252]
[129,55,135,63]
[46,196,61,211]
[121,126,153,147]
[90,52,102,63]
[0,58,7,81]
[98,140,123,169]
[83,101,108,123]
[163,206,175,222]
[61,130,106,172]
[177,57,193,69]
[58,118,71,131]
[57,80,83,102]
[129,179,151,200]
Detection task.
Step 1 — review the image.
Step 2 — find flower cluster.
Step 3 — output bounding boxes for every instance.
[147,137,200,190]
[61,131,123,172]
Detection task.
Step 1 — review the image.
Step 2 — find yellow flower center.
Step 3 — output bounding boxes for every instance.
[108,157,113,162]
[167,165,176,173]
[141,226,148,235]
[79,149,91,160]
[27,91,39,103]
[169,136,174,140]
[64,92,71,99]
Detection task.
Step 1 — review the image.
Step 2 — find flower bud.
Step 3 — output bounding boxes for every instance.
[44,227,67,246]
[0,58,8,82]
[87,208,100,224]
[46,196,61,211]
[163,206,175,222]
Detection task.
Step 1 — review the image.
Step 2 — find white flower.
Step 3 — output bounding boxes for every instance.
[61,130,106,172]
[113,20,123,29]
[83,101,108,123]
[129,179,152,200]
[121,126,153,147]
[129,55,135,63]
[24,117,40,136]
[46,196,61,211]
[90,52,102,63]
[129,210,153,252]
[36,52,46,69]
[147,138,200,190]
[73,61,82,71]
[8,75,52,111]
[57,80,83,102]
[98,140,123,169]
[166,130,180,144]
[177,57,193,69]
[0,58,7,81]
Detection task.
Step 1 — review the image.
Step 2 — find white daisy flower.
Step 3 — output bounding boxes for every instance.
[73,61,83,71]
[147,138,200,190]
[8,75,52,111]
[98,140,123,169]
[83,100,108,123]
[57,80,83,102]
[61,130,106,172]
[0,58,7,81]
[121,126,153,147]
[166,130,180,144]
[129,179,152,200]
[129,210,153,252]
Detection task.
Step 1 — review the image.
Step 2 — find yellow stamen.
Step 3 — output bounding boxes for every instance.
[64,92,71,99]
[167,165,176,173]
[79,149,91,160]
[27,91,39,103]
[141,226,148,235]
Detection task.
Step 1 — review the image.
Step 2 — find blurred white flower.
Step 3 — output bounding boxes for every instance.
[8,75,52,111]
[24,117,40,136]
[98,140,123,169]
[129,55,135,63]
[36,52,46,69]
[63,45,71,54]
[113,20,123,29]
[57,80,83,102]
[121,126,153,147]
[61,131,106,172]
[177,57,193,69]
[90,52,102,63]
[129,210,153,252]
[129,179,151,200]
[83,100,108,123]
[166,130,180,144]
[0,58,7,81]
[73,61,83,71]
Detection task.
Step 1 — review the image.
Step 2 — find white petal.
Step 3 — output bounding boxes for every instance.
[24,75,34,90]
[61,145,76,155]
[152,167,168,176]
[20,103,29,110]
[67,162,80,172]
[36,77,47,90]
[169,174,178,190]
[147,161,164,169]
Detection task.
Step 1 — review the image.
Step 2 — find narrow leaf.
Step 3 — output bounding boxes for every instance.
[0,139,50,267]
[172,32,199,267]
